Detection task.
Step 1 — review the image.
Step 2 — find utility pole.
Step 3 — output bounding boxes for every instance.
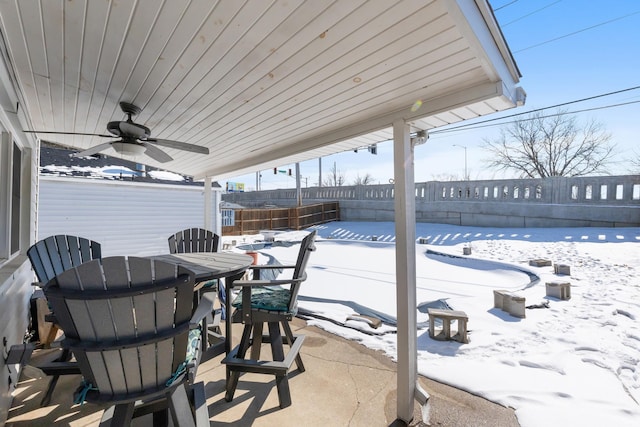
[453,144,468,180]
[295,162,302,206]
[318,157,322,187]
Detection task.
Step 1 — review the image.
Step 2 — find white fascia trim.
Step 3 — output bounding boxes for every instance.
[445,0,522,86]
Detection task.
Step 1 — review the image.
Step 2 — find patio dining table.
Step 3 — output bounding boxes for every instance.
[150,251,254,356]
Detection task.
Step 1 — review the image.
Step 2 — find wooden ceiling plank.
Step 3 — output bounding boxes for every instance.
[171,0,403,145]
[61,0,86,147]
[184,1,448,147]
[147,0,311,139]
[205,41,476,154]
[81,0,138,141]
[0,1,46,128]
[133,0,228,128]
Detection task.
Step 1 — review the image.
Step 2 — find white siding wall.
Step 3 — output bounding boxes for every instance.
[0,120,38,423]
[38,177,221,257]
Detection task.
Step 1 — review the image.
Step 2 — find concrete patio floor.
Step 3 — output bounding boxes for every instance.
[6,318,519,426]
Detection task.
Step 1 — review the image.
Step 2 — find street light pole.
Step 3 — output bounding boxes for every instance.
[453,144,467,180]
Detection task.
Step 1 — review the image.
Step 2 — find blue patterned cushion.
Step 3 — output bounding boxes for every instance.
[231,286,294,314]
[186,328,201,361]
[200,279,218,289]
[165,328,201,387]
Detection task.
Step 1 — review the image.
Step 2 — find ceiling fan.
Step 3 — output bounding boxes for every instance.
[25,102,209,163]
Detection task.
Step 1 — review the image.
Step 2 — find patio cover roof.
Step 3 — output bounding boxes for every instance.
[0,0,523,180]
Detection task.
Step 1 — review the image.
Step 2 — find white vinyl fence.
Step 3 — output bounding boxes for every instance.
[37,177,222,257]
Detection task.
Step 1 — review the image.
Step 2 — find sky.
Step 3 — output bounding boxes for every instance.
[227,222,640,427]
[225,0,640,190]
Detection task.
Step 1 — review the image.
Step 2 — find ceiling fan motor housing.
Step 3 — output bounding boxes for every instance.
[107,120,151,139]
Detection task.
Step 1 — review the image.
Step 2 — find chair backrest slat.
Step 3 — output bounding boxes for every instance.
[28,235,102,283]
[55,235,74,271]
[168,228,219,254]
[288,230,317,311]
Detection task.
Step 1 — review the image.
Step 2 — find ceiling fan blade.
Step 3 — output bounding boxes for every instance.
[142,142,173,163]
[24,130,113,138]
[147,138,209,155]
[72,141,115,157]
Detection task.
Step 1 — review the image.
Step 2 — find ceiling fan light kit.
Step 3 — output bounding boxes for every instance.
[111,142,146,156]
[24,101,209,163]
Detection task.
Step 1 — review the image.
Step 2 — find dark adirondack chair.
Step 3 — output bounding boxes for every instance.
[169,228,222,349]
[43,256,211,426]
[223,230,316,408]
[168,228,220,254]
[26,235,102,406]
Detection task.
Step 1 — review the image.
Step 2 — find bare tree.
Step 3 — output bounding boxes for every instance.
[630,149,640,174]
[323,162,346,186]
[430,173,461,181]
[353,173,375,185]
[483,109,615,177]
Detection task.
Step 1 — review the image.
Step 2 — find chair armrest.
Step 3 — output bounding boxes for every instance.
[231,276,305,288]
[248,264,295,271]
[190,292,216,328]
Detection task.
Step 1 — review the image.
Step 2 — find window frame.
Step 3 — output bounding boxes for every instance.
[0,131,26,263]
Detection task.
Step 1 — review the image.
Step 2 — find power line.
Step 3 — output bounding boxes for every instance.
[429,85,640,134]
[514,10,640,53]
[502,1,562,27]
[431,100,640,135]
[493,0,519,12]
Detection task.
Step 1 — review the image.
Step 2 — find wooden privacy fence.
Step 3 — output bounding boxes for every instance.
[222,202,339,235]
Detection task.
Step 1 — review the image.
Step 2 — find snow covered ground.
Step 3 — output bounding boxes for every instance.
[224,222,640,427]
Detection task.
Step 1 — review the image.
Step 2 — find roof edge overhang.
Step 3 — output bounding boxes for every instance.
[447,0,522,83]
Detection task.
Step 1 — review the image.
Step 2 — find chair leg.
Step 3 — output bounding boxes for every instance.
[268,322,292,408]
[40,375,59,407]
[281,320,305,373]
[225,324,253,402]
[168,384,196,427]
[40,347,73,406]
[192,381,210,427]
[275,374,292,408]
[152,408,169,427]
[100,402,135,427]
[250,322,263,360]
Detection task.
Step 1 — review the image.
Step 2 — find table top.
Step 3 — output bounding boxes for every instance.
[152,252,253,281]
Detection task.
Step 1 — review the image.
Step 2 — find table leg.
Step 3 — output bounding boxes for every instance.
[224,272,244,356]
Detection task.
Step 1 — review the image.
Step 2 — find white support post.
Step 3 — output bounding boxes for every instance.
[393,119,418,423]
[295,162,302,206]
[204,176,212,231]
[214,187,222,237]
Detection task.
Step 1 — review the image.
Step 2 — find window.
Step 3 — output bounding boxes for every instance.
[571,185,579,200]
[535,185,542,199]
[11,141,21,254]
[1,132,25,261]
[600,184,608,200]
